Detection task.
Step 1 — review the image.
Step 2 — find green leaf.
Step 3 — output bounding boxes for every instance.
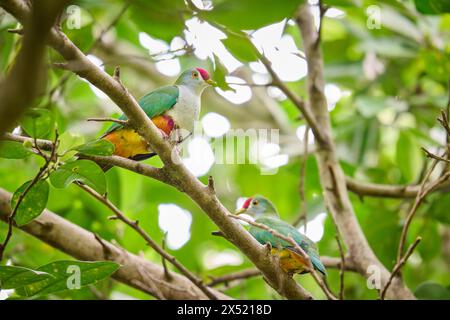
[213,54,233,91]
[20,108,54,139]
[50,160,107,194]
[131,0,187,42]
[381,6,422,43]
[11,180,49,226]
[429,193,450,224]
[415,282,450,299]
[204,0,304,31]
[0,266,54,289]
[414,0,450,14]
[14,261,120,297]
[222,33,257,62]
[354,96,407,118]
[363,204,401,269]
[417,221,440,261]
[57,131,85,161]
[73,139,115,156]
[396,130,424,182]
[354,96,387,118]
[0,141,32,159]
[358,37,417,59]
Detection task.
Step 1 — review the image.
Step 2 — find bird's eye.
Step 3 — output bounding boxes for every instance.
[252,200,259,206]
[192,72,199,78]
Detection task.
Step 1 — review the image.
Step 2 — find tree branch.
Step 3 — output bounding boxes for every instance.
[381,237,421,300]
[345,176,450,198]
[293,125,310,227]
[335,234,345,300]
[6,130,449,200]
[0,188,229,300]
[422,147,450,163]
[208,268,262,287]
[207,254,358,287]
[0,0,69,134]
[76,182,220,300]
[396,159,450,262]
[1,0,314,300]
[86,117,130,127]
[1,133,54,151]
[295,4,415,299]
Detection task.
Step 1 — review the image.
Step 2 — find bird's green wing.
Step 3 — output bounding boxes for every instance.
[102,85,179,136]
[250,216,326,275]
[249,216,314,251]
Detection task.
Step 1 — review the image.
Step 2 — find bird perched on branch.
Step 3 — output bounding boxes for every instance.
[99,68,216,166]
[235,195,326,276]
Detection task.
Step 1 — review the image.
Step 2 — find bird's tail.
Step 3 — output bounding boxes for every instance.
[311,254,327,276]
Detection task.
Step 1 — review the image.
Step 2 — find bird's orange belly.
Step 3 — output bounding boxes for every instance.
[271,248,309,274]
[102,115,174,159]
[103,129,150,158]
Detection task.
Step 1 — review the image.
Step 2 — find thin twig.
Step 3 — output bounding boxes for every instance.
[315,0,328,48]
[335,234,345,300]
[48,1,132,102]
[397,99,450,267]
[0,130,58,261]
[345,175,450,199]
[100,45,194,66]
[294,125,310,227]
[326,205,346,300]
[89,1,132,50]
[94,233,113,260]
[135,264,166,300]
[208,268,261,287]
[87,117,129,126]
[397,159,449,262]
[207,175,215,193]
[381,237,421,300]
[7,27,24,35]
[76,183,219,300]
[0,188,228,299]
[226,82,273,87]
[113,66,121,82]
[438,110,450,139]
[422,147,450,163]
[161,232,173,281]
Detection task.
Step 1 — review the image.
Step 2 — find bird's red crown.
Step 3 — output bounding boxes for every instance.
[242,197,253,209]
[196,68,210,80]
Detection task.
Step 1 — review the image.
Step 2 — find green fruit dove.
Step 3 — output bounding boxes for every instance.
[100,68,216,165]
[235,195,326,276]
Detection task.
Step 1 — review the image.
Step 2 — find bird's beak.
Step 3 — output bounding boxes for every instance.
[206,79,217,86]
[234,208,247,215]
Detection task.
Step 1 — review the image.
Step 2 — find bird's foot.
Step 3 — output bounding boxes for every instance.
[264,243,272,256]
[177,132,192,144]
[159,129,170,140]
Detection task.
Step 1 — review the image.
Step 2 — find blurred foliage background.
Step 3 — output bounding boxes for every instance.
[0,0,449,299]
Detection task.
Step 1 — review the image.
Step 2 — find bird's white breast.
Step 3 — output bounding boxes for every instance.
[166,85,201,133]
